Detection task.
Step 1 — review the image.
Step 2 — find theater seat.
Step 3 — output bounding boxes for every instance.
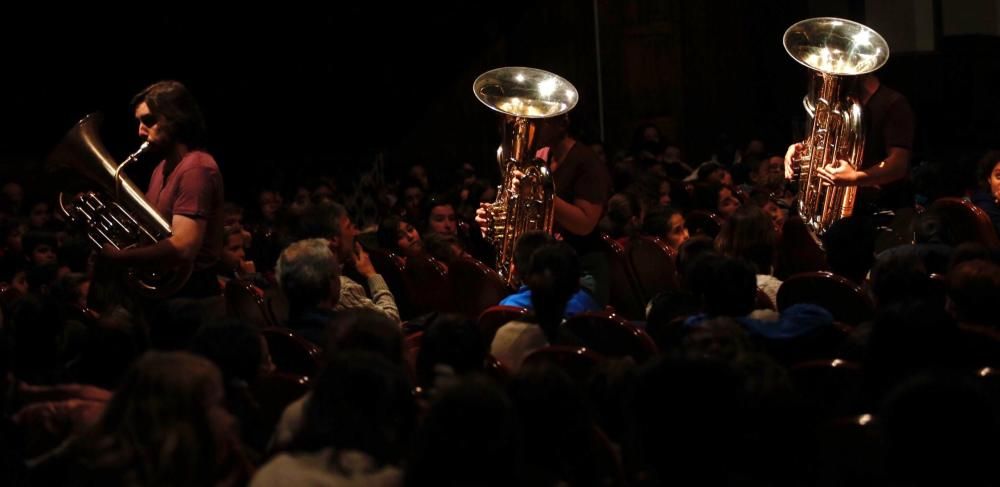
[776,271,874,325]
[478,305,530,346]
[626,236,679,305]
[261,327,322,378]
[929,197,1000,249]
[563,311,659,363]
[449,257,513,319]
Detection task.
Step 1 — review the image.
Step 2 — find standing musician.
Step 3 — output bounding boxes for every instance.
[101,81,224,299]
[784,73,915,214]
[477,114,612,304]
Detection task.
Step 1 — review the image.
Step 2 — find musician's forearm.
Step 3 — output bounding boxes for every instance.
[106,238,181,265]
[553,197,600,236]
[855,150,909,187]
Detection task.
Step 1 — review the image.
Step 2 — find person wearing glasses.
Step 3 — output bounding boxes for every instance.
[102,80,224,299]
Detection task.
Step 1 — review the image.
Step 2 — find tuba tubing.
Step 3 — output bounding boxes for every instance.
[48,113,191,296]
[783,17,889,235]
[473,67,578,285]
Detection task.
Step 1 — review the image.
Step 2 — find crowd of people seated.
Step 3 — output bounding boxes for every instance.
[1,120,999,486]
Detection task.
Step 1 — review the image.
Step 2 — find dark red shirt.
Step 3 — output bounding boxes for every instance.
[145,150,224,270]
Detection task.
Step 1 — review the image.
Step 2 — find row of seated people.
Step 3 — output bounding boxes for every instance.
[9,248,990,487]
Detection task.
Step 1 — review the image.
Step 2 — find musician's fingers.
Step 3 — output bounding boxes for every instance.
[784,143,801,180]
[815,166,834,185]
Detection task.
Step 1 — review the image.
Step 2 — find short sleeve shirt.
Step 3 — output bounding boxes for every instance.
[145,150,224,270]
[551,142,611,252]
[862,84,915,169]
[861,84,916,209]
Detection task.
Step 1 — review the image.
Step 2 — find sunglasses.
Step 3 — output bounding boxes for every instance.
[138,114,159,127]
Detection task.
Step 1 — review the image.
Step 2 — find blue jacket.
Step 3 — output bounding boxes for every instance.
[499,285,602,317]
[684,303,834,339]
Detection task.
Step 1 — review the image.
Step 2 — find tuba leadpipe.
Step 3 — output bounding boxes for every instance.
[47,113,191,296]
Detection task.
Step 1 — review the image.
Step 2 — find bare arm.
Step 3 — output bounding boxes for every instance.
[102,214,205,265]
[553,197,603,236]
[819,147,911,187]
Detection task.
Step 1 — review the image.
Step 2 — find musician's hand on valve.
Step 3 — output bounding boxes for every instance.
[475,203,492,238]
[817,159,858,187]
[784,142,804,180]
[508,169,525,193]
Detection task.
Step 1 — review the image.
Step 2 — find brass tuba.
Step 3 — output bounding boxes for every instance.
[47,113,191,296]
[473,67,578,285]
[784,17,889,234]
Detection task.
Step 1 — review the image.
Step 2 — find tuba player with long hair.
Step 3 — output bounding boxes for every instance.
[100,81,225,299]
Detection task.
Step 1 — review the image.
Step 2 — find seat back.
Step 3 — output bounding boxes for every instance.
[815,414,886,485]
[926,273,948,311]
[755,287,776,310]
[776,271,875,325]
[224,279,276,328]
[250,372,311,435]
[261,327,322,378]
[789,359,863,418]
[522,346,605,385]
[264,287,290,326]
[957,323,1000,369]
[685,210,723,239]
[930,197,1000,248]
[483,354,511,386]
[403,254,452,316]
[0,282,22,310]
[563,311,659,362]
[756,322,852,366]
[404,331,423,383]
[626,236,678,304]
[599,234,646,320]
[449,257,513,318]
[774,215,829,279]
[478,305,530,346]
[368,248,410,317]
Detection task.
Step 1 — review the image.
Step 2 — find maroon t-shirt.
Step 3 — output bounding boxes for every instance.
[145,150,224,270]
[551,142,611,253]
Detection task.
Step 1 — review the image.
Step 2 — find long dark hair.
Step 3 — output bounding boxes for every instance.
[290,351,415,469]
[75,351,234,487]
[715,205,777,275]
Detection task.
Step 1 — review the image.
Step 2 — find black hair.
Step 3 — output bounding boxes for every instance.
[131,80,206,148]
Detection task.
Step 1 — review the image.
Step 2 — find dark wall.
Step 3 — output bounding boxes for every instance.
[3,3,1000,203]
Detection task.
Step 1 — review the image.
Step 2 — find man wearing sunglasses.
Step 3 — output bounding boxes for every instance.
[102,80,224,299]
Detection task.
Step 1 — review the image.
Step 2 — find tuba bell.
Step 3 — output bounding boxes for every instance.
[47,113,191,297]
[473,67,578,285]
[784,17,890,235]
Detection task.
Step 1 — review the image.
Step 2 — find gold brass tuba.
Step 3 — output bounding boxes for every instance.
[784,17,889,234]
[47,113,192,296]
[473,67,578,285]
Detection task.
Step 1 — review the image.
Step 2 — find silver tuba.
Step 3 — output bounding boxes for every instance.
[47,113,191,297]
[473,67,578,285]
[784,17,890,234]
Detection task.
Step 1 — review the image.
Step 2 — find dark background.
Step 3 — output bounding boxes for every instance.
[3,1,1000,204]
